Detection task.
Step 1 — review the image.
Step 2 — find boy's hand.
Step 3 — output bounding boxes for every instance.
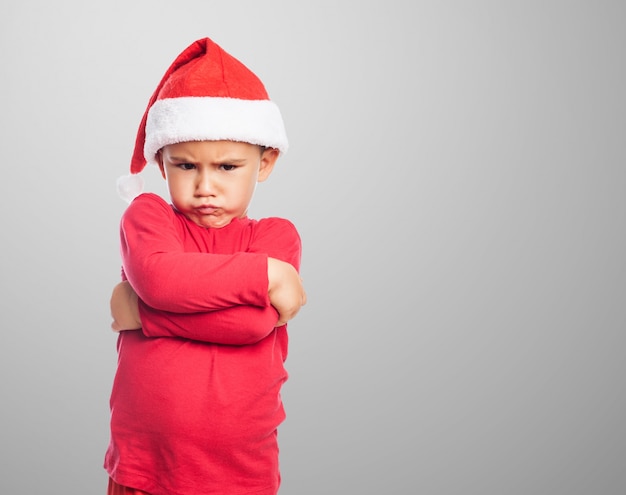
[267,258,307,327]
[110,281,141,332]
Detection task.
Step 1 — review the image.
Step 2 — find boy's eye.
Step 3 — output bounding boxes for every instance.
[178,163,196,170]
[220,164,236,171]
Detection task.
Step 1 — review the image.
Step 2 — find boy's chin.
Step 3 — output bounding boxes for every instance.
[187,213,238,229]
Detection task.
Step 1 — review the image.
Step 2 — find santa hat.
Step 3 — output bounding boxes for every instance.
[118,37,288,202]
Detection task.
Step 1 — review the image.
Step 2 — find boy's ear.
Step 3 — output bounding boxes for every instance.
[257,148,279,182]
[156,150,167,179]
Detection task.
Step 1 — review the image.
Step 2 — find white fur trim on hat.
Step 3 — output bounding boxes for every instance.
[144,96,288,166]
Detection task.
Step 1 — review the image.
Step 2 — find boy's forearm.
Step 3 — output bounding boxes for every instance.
[110,279,280,344]
[124,251,270,313]
[138,300,280,345]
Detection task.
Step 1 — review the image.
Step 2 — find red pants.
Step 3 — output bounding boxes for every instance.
[107,478,151,495]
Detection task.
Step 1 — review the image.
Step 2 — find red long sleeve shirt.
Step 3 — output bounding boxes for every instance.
[104,193,301,495]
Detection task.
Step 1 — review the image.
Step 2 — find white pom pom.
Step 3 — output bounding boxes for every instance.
[116,174,144,203]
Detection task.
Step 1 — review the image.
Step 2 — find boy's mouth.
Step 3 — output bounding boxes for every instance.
[196,205,219,215]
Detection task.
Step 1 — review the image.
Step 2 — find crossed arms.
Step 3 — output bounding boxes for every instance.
[109,194,306,345]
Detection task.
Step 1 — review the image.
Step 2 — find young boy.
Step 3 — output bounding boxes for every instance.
[104,37,306,495]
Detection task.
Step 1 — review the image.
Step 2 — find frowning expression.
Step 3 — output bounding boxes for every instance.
[157,140,278,228]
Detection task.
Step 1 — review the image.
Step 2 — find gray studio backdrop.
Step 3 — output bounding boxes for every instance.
[1,1,624,494]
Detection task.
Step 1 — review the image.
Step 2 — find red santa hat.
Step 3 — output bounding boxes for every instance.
[118,37,288,201]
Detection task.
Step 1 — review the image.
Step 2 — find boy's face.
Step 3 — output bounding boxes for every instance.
[157,140,278,228]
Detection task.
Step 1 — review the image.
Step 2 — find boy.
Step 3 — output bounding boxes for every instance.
[104,37,306,495]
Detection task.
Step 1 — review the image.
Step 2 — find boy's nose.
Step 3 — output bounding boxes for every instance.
[195,170,215,195]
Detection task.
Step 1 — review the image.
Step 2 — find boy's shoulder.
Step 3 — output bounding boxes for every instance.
[129,192,168,206]
[252,216,300,236]
[249,216,301,248]
[121,193,176,226]
[247,216,302,264]
[124,192,168,211]
[124,193,173,216]
[254,216,297,229]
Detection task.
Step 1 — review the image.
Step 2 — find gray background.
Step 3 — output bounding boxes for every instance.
[1,1,624,493]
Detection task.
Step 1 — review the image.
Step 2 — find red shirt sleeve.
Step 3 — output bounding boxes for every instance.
[120,194,269,313]
[138,302,280,345]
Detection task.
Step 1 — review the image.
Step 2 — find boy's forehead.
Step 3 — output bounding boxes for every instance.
[162,140,260,158]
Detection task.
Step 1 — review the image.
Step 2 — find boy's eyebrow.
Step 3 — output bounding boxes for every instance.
[214,157,247,164]
[167,155,192,162]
